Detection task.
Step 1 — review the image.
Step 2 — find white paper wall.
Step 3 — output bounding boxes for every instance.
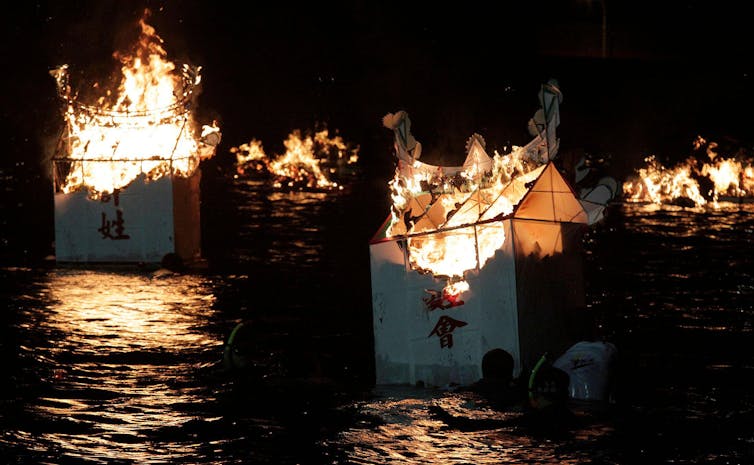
[370,219,521,387]
[54,175,175,263]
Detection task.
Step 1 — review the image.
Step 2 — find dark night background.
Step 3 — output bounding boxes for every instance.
[3,0,754,263]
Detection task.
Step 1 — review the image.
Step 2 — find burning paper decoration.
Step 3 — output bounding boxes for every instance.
[370,80,599,387]
[231,128,359,191]
[50,12,220,264]
[623,136,754,208]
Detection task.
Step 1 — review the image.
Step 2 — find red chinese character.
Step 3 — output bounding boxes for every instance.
[423,288,465,311]
[428,315,468,348]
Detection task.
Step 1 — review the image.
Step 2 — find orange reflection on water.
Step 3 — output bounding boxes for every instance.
[621,200,754,237]
[45,269,217,350]
[332,387,612,464]
[30,268,222,462]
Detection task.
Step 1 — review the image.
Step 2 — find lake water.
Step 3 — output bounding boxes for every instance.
[2,167,753,464]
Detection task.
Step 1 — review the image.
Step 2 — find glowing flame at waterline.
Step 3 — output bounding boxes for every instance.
[623,136,754,207]
[232,128,359,190]
[51,14,220,199]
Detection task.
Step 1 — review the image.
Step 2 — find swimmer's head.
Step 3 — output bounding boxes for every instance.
[482,348,514,383]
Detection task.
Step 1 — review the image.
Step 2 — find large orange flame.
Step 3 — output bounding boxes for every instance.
[623,136,754,208]
[51,12,220,199]
[387,135,543,293]
[231,128,359,190]
[382,81,576,299]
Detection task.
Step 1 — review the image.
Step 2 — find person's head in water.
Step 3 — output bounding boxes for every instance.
[528,354,570,411]
[481,348,514,384]
[223,321,255,372]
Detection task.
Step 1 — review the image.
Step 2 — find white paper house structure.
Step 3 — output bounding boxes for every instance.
[371,81,605,387]
[53,170,202,264]
[370,162,591,387]
[48,37,219,265]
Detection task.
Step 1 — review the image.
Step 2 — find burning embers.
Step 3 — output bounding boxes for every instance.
[50,13,220,199]
[232,128,359,191]
[623,136,754,208]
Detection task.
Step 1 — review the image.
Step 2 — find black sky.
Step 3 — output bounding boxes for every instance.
[3,0,754,189]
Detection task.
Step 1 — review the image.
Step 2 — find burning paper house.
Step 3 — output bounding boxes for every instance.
[50,15,220,264]
[370,80,600,387]
[231,128,359,191]
[622,135,754,208]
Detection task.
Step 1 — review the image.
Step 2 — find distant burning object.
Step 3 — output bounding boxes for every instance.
[231,128,359,191]
[370,81,611,387]
[623,136,754,208]
[50,14,220,264]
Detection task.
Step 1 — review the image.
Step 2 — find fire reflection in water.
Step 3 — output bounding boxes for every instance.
[231,178,335,271]
[20,268,221,462]
[331,387,613,464]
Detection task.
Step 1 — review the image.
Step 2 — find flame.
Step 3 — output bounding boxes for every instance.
[51,12,220,199]
[388,144,539,284]
[381,81,566,296]
[623,136,754,208]
[444,280,470,298]
[231,128,359,190]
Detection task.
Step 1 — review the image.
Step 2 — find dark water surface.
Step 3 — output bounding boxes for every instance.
[2,170,754,463]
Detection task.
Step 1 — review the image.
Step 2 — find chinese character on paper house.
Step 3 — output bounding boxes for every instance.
[423,288,465,311]
[97,189,130,240]
[428,315,468,348]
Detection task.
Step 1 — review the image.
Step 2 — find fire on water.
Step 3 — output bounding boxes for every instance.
[380,80,568,299]
[386,132,544,298]
[231,128,359,191]
[50,11,220,199]
[623,136,754,208]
